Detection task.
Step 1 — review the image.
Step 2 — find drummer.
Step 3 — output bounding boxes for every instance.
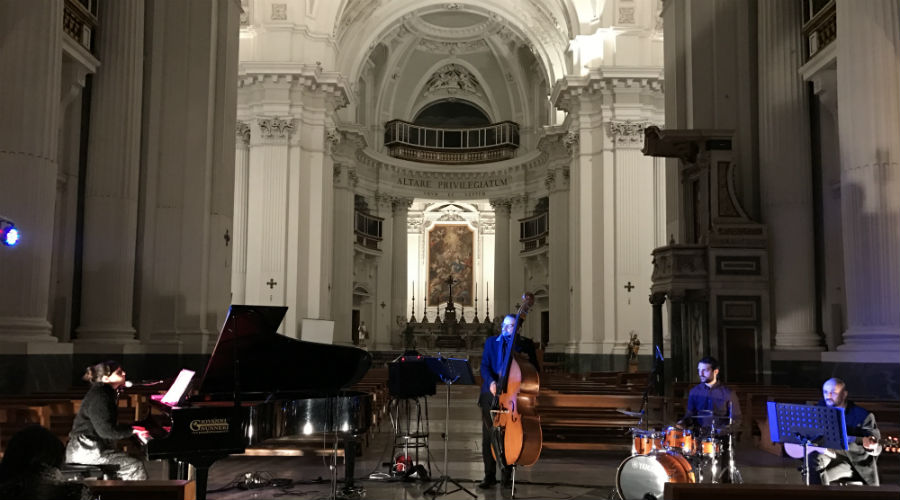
[678,356,741,433]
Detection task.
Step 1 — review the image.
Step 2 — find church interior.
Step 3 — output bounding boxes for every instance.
[0,0,898,498]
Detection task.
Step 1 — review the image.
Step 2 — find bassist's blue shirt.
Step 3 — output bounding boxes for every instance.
[478,333,539,406]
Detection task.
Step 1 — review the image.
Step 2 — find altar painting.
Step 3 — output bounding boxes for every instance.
[427,224,474,306]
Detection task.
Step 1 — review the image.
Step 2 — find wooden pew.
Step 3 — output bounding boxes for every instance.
[84,480,195,500]
[537,391,666,451]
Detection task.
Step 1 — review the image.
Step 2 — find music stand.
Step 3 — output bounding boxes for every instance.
[423,356,476,499]
[767,401,848,485]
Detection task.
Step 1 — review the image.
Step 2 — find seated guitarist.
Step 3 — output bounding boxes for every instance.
[477,314,540,489]
[812,378,882,485]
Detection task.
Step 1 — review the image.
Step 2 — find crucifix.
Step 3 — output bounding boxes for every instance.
[267,278,277,289]
[443,275,459,312]
[624,281,635,305]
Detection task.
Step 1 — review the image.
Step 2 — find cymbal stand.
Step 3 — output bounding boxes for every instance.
[424,376,475,499]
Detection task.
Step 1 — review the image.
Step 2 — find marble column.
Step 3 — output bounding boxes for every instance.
[391,198,411,347]
[491,199,511,317]
[375,195,394,349]
[758,0,822,351]
[547,164,570,352]
[509,196,528,314]
[610,121,658,350]
[231,122,250,304]
[75,0,144,346]
[650,293,666,395]
[245,118,292,310]
[825,0,900,362]
[331,164,355,345]
[0,1,68,351]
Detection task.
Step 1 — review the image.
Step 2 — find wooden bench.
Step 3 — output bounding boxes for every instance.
[84,479,195,500]
[537,391,666,451]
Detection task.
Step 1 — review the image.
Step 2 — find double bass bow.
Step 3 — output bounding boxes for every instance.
[490,292,542,468]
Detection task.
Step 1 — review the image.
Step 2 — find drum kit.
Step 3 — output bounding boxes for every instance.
[615,411,742,500]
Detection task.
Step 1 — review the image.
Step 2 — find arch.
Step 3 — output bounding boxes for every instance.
[334,1,569,93]
[413,100,491,127]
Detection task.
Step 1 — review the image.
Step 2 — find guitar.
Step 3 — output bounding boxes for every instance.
[784,435,899,459]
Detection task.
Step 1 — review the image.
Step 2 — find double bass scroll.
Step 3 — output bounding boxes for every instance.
[490,292,542,467]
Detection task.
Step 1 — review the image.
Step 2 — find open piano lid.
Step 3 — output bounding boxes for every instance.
[198,305,372,398]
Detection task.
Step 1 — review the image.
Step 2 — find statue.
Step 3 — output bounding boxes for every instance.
[627,332,641,373]
[358,321,368,348]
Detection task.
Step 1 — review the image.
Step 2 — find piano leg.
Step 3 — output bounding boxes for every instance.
[342,434,365,497]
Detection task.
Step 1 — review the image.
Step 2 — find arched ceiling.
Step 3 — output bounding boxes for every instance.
[335,1,575,130]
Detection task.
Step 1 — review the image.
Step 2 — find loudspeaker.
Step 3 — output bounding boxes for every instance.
[388,352,437,398]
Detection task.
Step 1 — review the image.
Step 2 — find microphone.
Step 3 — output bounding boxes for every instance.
[124,380,165,388]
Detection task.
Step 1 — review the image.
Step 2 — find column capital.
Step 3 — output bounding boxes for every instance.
[545,168,570,193]
[489,198,511,214]
[392,197,413,214]
[607,120,655,148]
[236,120,251,146]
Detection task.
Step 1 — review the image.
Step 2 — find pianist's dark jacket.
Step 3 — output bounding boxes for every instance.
[69,383,134,447]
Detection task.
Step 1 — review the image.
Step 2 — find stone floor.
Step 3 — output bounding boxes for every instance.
[169,385,898,500]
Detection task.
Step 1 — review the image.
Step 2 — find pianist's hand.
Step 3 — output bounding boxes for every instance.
[133,427,151,444]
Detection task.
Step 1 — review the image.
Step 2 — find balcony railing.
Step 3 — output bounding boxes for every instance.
[802,0,836,61]
[384,120,520,164]
[354,211,383,250]
[520,212,548,252]
[64,0,98,54]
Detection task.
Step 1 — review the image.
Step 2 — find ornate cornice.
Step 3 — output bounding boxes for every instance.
[550,68,664,113]
[238,65,351,110]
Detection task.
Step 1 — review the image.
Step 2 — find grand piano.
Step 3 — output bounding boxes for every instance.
[143,305,373,500]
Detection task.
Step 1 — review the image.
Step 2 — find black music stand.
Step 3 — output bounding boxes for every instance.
[423,356,476,499]
[767,401,848,485]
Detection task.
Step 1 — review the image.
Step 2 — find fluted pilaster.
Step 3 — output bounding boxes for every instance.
[331,164,355,345]
[245,119,292,307]
[231,121,251,304]
[611,120,657,349]
[827,0,900,361]
[391,199,411,346]
[491,199,511,316]
[76,0,145,345]
[758,0,822,350]
[0,1,66,349]
[547,167,570,352]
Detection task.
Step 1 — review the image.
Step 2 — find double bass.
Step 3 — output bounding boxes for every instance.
[490,292,542,468]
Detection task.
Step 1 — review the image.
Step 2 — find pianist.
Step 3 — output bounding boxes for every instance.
[65,360,149,480]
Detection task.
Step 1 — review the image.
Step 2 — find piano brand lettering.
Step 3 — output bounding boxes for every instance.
[190,418,230,434]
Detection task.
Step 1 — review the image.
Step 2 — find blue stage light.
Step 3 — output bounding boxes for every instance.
[1,218,20,247]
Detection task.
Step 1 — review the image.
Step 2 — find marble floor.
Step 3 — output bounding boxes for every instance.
[177,385,898,500]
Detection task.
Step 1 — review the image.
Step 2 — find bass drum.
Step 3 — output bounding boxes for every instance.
[616,452,695,500]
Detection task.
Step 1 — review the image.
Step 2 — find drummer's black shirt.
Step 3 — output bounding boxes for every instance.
[684,382,741,427]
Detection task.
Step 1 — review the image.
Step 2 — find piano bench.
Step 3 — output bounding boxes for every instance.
[61,462,121,480]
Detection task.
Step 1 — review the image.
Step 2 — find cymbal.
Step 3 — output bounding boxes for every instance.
[629,427,657,437]
[617,408,644,417]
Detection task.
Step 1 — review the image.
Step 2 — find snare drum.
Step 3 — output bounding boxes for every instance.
[616,452,696,500]
[664,426,695,455]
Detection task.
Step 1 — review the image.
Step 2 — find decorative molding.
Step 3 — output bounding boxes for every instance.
[618,7,636,24]
[257,118,294,139]
[238,68,351,110]
[236,121,250,145]
[607,120,653,145]
[424,64,482,97]
[551,70,664,113]
[271,3,287,20]
[239,0,251,26]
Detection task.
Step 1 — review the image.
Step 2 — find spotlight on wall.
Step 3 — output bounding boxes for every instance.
[0,216,20,247]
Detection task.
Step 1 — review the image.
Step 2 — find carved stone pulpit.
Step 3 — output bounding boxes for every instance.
[643,127,770,385]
